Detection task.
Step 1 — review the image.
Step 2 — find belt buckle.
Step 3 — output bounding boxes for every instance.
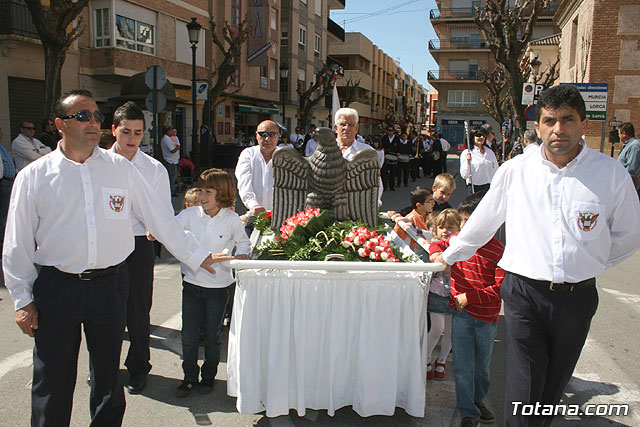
[549,282,575,292]
[78,271,92,281]
[549,282,557,291]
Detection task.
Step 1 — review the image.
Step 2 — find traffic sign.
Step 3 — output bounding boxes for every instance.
[196,82,208,101]
[524,105,537,121]
[568,83,608,121]
[522,83,545,105]
[145,91,167,113]
[145,66,167,90]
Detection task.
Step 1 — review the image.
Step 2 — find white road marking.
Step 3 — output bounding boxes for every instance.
[599,287,640,314]
[0,349,32,380]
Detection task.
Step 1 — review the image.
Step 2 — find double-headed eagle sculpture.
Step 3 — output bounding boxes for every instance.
[271,128,380,230]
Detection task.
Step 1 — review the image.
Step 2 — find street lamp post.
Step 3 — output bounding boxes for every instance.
[187,17,202,173]
[279,62,289,129]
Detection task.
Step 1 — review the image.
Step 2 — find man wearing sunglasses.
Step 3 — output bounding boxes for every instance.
[11,120,52,171]
[3,89,233,426]
[235,120,281,217]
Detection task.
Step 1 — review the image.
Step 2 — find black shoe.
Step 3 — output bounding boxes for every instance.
[126,374,147,394]
[461,417,478,427]
[175,381,196,397]
[198,378,215,394]
[475,401,495,423]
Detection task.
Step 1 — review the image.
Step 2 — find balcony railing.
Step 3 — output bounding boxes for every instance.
[429,39,488,50]
[429,8,478,20]
[427,70,479,81]
[0,0,39,38]
[327,17,345,42]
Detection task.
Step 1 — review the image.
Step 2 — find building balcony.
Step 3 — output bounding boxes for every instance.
[0,0,39,39]
[327,18,345,42]
[428,39,488,50]
[328,0,346,11]
[429,8,478,21]
[427,69,480,83]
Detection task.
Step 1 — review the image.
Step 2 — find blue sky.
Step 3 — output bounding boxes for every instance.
[330,0,439,89]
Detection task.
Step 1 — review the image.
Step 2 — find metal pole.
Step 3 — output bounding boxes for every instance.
[600,111,607,154]
[191,43,199,175]
[282,82,286,126]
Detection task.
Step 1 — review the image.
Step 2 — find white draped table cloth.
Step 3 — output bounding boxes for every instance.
[227,269,429,418]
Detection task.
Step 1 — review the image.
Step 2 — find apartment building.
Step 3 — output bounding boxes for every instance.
[0,0,211,155]
[555,0,640,152]
[279,0,345,133]
[328,31,428,136]
[212,0,281,144]
[428,0,557,144]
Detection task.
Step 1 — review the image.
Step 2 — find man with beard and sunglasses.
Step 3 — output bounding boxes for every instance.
[3,89,232,427]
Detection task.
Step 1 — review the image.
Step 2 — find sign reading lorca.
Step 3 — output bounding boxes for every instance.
[568,83,608,121]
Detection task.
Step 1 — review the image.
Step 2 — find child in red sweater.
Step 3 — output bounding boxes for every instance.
[429,191,504,427]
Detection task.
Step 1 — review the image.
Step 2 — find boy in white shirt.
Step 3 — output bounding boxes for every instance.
[175,168,251,396]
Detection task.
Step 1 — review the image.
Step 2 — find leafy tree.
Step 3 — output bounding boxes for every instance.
[24,0,90,119]
[474,0,553,133]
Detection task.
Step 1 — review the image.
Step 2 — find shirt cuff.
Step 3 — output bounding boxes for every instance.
[10,288,33,311]
[184,247,212,273]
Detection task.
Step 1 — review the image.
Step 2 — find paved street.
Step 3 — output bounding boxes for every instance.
[1,157,639,426]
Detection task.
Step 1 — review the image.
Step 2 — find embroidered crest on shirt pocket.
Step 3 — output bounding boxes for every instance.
[570,201,604,240]
[103,187,128,220]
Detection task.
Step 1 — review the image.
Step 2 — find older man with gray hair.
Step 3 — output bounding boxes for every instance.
[523,129,539,153]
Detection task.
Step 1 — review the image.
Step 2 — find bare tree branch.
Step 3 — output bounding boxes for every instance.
[24,0,90,118]
[342,78,361,107]
[297,63,334,129]
[475,0,552,133]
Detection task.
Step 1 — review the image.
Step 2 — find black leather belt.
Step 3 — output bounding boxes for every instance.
[46,263,123,281]
[516,273,596,292]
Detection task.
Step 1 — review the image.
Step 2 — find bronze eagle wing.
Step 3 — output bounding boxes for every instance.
[271,147,310,230]
[345,149,380,227]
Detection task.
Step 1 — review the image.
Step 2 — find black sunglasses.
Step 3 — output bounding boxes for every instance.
[21,126,35,130]
[473,133,486,138]
[61,110,105,123]
[257,131,279,138]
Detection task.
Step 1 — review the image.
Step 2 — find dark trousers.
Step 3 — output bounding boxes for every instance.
[421,156,432,177]
[0,178,13,244]
[124,236,155,377]
[181,282,230,383]
[440,151,448,173]
[32,265,129,427]
[501,272,598,427]
[381,162,397,190]
[397,161,410,186]
[466,183,491,195]
[409,157,419,179]
[431,155,442,177]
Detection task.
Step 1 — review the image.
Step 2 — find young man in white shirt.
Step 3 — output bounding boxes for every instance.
[161,127,180,195]
[110,101,171,394]
[433,84,640,427]
[4,90,231,427]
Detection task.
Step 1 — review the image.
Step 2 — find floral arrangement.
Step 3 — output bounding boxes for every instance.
[253,209,410,262]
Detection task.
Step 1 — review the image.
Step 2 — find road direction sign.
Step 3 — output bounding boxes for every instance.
[145,66,167,90]
[568,83,608,121]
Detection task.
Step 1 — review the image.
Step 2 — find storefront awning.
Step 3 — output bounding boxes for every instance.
[238,104,279,115]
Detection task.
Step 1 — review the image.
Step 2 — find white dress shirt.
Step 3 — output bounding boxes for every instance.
[523,142,538,153]
[443,141,640,284]
[290,133,304,144]
[161,135,180,164]
[235,145,276,211]
[12,133,52,171]
[460,145,499,186]
[110,147,171,236]
[3,147,209,310]
[176,207,250,288]
[305,138,318,157]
